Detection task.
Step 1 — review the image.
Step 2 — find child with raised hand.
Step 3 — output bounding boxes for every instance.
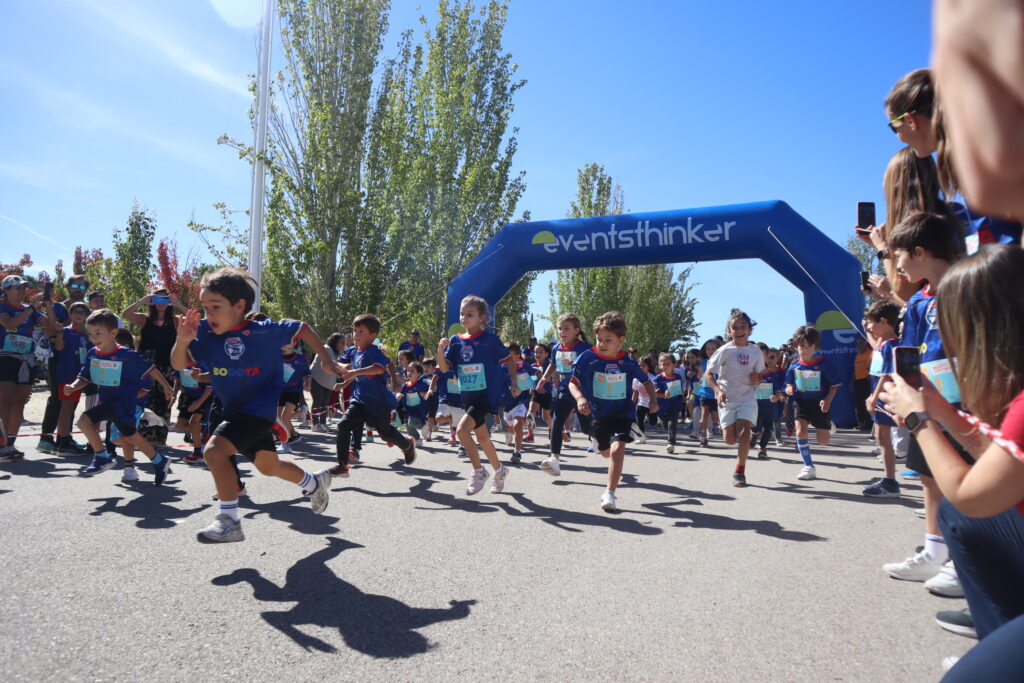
[705,310,766,487]
[862,300,903,498]
[752,345,785,459]
[64,309,172,483]
[396,362,429,447]
[171,268,343,544]
[631,356,656,444]
[275,341,311,454]
[784,325,841,481]
[436,295,520,495]
[695,339,721,447]
[653,353,685,453]
[537,313,590,476]
[499,343,538,464]
[569,311,658,512]
[332,314,418,474]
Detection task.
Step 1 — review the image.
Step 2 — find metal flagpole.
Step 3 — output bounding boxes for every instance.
[248,0,275,312]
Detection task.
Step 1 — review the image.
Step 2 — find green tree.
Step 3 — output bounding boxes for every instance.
[846,234,882,275]
[109,203,156,315]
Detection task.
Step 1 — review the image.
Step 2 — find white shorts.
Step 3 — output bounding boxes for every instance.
[719,400,758,428]
[503,404,527,423]
[436,404,466,422]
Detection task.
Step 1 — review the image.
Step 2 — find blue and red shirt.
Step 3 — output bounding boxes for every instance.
[79,345,154,410]
[551,339,589,392]
[571,348,649,420]
[785,357,840,402]
[187,318,304,421]
[433,367,462,407]
[398,341,425,360]
[443,329,510,410]
[55,325,90,384]
[901,285,960,407]
[0,302,42,356]
[398,378,430,421]
[282,352,310,391]
[757,368,785,402]
[502,360,539,409]
[340,343,398,415]
[654,369,685,413]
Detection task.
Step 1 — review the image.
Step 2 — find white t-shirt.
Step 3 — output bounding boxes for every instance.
[632,376,652,408]
[706,342,765,405]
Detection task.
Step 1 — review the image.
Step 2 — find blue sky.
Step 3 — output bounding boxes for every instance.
[0,0,932,346]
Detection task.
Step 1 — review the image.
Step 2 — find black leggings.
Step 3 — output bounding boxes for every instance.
[659,407,680,445]
[550,389,592,456]
[336,402,408,464]
[310,382,332,425]
[635,406,650,434]
[755,402,774,449]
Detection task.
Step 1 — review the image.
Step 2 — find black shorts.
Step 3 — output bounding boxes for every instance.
[84,401,138,438]
[464,400,494,430]
[700,397,718,411]
[425,393,439,416]
[178,394,211,420]
[0,355,32,384]
[794,398,832,430]
[906,432,974,477]
[531,390,552,411]
[278,390,304,407]
[592,417,633,452]
[213,414,276,462]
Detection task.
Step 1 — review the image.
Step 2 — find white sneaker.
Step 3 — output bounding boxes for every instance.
[490,465,509,493]
[924,561,964,597]
[600,490,617,512]
[275,442,292,454]
[797,465,816,480]
[539,456,561,476]
[883,550,944,581]
[666,444,675,454]
[504,431,513,446]
[941,657,960,673]
[639,435,647,445]
[121,465,139,482]
[417,439,425,448]
[466,468,489,495]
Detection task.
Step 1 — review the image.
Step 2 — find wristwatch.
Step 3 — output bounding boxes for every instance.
[876,249,889,261]
[905,410,931,434]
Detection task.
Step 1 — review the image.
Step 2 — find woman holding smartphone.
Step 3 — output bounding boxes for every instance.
[123,288,187,444]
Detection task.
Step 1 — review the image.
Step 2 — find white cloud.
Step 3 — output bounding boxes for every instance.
[85,0,251,98]
[0,213,73,252]
[0,161,108,193]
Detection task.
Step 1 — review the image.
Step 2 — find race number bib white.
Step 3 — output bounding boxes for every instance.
[446,376,460,394]
[283,363,295,383]
[2,334,33,354]
[517,372,536,391]
[91,358,123,387]
[405,393,422,407]
[556,351,576,374]
[921,358,961,404]
[665,379,682,398]
[593,372,627,400]
[458,363,486,391]
[869,351,884,376]
[795,370,821,392]
[756,383,774,400]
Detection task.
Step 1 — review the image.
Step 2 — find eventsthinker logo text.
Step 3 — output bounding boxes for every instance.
[532,218,737,253]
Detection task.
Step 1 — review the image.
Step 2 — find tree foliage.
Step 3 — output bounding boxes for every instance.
[155,238,202,309]
[108,203,156,313]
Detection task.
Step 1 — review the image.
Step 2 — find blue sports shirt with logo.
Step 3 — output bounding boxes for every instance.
[570,348,649,420]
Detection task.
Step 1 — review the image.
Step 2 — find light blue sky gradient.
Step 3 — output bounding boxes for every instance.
[0,1,932,346]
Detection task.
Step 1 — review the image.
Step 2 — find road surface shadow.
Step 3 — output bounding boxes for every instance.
[636,498,827,542]
[88,484,210,529]
[761,481,924,509]
[211,537,475,657]
[340,478,661,535]
[241,496,341,535]
[550,472,735,503]
[1,456,80,479]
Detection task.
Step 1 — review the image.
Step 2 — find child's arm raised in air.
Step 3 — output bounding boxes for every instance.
[436,338,450,373]
[171,309,201,371]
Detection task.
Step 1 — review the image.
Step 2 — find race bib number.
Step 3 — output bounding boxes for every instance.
[283,363,295,383]
[556,351,576,374]
[593,372,627,400]
[91,358,123,387]
[795,370,821,392]
[405,393,422,407]
[869,351,884,376]
[458,363,486,392]
[2,334,33,354]
[921,358,962,404]
[517,372,536,391]
[965,233,980,255]
[665,379,682,398]
[77,346,88,365]
[756,383,774,400]
[180,371,199,389]
[446,376,460,394]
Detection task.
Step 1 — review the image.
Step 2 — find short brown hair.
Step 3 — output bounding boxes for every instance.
[69,302,90,316]
[658,352,677,365]
[865,301,900,328]
[593,311,626,337]
[86,308,120,331]
[353,313,381,335]
[792,325,821,348]
[888,212,964,263]
[201,267,257,314]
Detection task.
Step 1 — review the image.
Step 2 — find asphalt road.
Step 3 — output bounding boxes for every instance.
[0,387,972,681]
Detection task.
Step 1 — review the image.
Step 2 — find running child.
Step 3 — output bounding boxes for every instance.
[752,345,786,459]
[171,268,342,544]
[427,358,463,449]
[537,313,590,476]
[397,362,429,446]
[178,365,214,464]
[436,295,520,495]
[50,302,91,455]
[705,309,766,487]
[695,339,721,447]
[499,343,538,464]
[276,341,311,454]
[862,300,902,498]
[64,309,172,483]
[653,353,686,453]
[331,314,418,476]
[784,325,841,481]
[526,343,553,442]
[569,311,658,511]
[631,357,656,444]
[422,357,439,441]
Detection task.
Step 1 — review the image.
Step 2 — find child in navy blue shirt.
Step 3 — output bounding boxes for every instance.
[428,361,463,448]
[397,362,430,446]
[437,295,520,496]
[499,343,538,464]
[334,313,417,475]
[570,311,658,512]
[536,313,591,477]
[784,325,841,481]
[51,302,91,455]
[526,343,553,442]
[172,268,342,544]
[177,365,214,464]
[421,358,439,441]
[753,345,785,460]
[862,301,902,498]
[63,309,172,483]
[653,353,686,454]
[276,341,311,453]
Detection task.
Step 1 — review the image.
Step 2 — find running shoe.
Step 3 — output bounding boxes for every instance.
[797,465,816,480]
[925,561,964,598]
[402,440,417,465]
[348,449,361,464]
[600,490,617,512]
[756,449,768,460]
[466,467,489,495]
[35,437,57,454]
[914,507,927,519]
[935,609,977,639]
[288,432,301,444]
[153,454,171,486]
[510,451,521,464]
[883,550,943,581]
[196,514,245,544]
[275,442,292,454]
[666,444,675,454]
[699,438,709,448]
[121,464,139,482]
[863,477,900,498]
[184,452,204,465]
[80,454,115,476]
[900,469,921,480]
[490,465,509,493]
[307,470,331,514]
[733,472,747,487]
[329,464,350,479]
[212,486,248,501]
[56,440,88,455]
[539,456,561,476]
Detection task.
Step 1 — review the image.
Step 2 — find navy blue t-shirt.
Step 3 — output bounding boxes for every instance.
[501,360,539,409]
[571,348,649,420]
[0,303,42,356]
[79,345,154,411]
[282,352,310,391]
[531,359,553,395]
[869,338,899,410]
[551,339,589,392]
[187,318,304,421]
[341,343,398,415]
[399,378,430,421]
[443,330,510,410]
[178,366,208,399]
[785,357,840,402]
[56,325,90,384]
[902,285,960,407]
[433,368,462,407]
[398,341,425,359]
[654,370,685,413]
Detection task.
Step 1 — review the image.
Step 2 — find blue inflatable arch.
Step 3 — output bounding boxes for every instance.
[447,200,864,427]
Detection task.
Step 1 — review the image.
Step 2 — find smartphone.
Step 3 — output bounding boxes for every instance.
[860,271,871,290]
[857,202,876,232]
[151,295,170,305]
[43,281,53,301]
[893,346,921,389]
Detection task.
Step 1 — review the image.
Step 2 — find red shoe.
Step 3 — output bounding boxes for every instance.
[525,432,534,442]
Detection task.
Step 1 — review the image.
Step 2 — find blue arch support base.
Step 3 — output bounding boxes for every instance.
[447,200,864,427]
